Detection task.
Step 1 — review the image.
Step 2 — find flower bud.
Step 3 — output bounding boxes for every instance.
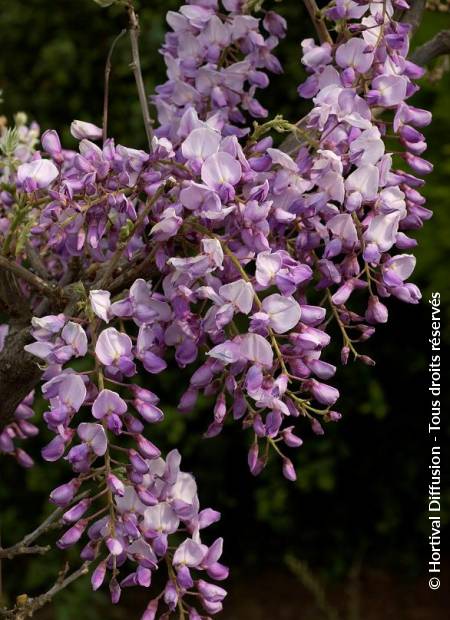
[177,565,193,589]
[136,485,159,507]
[366,296,388,324]
[282,457,297,482]
[213,393,227,424]
[120,573,138,588]
[141,599,158,620]
[136,565,152,587]
[41,129,63,161]
[164,580,178,609]
[281,427,303,448]
[129,449,149,474]
[15,449,34,468]
[50,478,81,507]
[70,120,103,141]
[57,519,87,549]
[134,400,164,423]
[308,379,339,406]
[106,473,125,497]
[197,579,227,603]
[80,540,98,561]
[91,561,107,591]
[63,498,91,523]
[106,537,123,556]
[402,152,433,175]
[328,411,342,422]
[359,355,376,366]
[206,562,229,581]
[109,577,121,604]
[177,388,198,413]
[341,346,350,365]
[136,435,161,459]
[311,419,325,436]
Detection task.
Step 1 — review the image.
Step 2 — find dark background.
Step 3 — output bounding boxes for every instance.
[0,1,449,618]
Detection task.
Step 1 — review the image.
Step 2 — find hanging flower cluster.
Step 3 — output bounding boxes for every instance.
[154,0,285,139]
[0,0,432,618]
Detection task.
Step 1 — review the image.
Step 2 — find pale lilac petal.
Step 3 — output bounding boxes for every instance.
[240,333,273,367]
[92,389,127,419]
[182,127,221,162]
[261,294,301,334]
[345,165,379,200]
[78,423,107,456]
[17,159,59,189]
[89,290,111,323]
[201,152,242,188]
[219,280,254,314]
[327,213,358,246]
[207,341,241,364]
[255,251,282,287]
[173,539,206,567]
[61,322,88,357]
[95,328,133,365]
[365,211,401,252]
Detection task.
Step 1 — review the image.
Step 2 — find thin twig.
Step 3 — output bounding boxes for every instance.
[0,256,61,300]
[127,2,154,149]
[94,183,166,289]
[103,29,127,143]
[0,491,88,559]
[303,0,333,44]
[0,563,90,619]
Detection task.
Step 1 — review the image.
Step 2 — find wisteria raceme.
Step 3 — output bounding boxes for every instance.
[154,0,285,141]
[0,0,433,617]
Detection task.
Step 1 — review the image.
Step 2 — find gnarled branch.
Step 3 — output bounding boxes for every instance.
[410,29,450,65]
[0,325,42,429]
[0,256,61,300]
[0,562,90,619]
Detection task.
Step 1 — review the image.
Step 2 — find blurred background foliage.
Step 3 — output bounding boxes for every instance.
[0,0,449,618]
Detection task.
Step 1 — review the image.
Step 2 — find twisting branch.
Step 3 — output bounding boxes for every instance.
[303,0,333,44]
[0,325,42,430]
[108,247,159,294]
[0,256,61,300]
[127,2,154,149]
[0,545,50,561]
[103,29,127,143]
[0,503,65,559]
[410,29,450,65]
[0,562,90,619]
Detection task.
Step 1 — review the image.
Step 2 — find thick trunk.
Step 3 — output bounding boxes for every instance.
[0,324,42,429]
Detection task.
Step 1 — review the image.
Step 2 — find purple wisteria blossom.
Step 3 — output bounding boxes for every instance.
[0,0,434,617]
